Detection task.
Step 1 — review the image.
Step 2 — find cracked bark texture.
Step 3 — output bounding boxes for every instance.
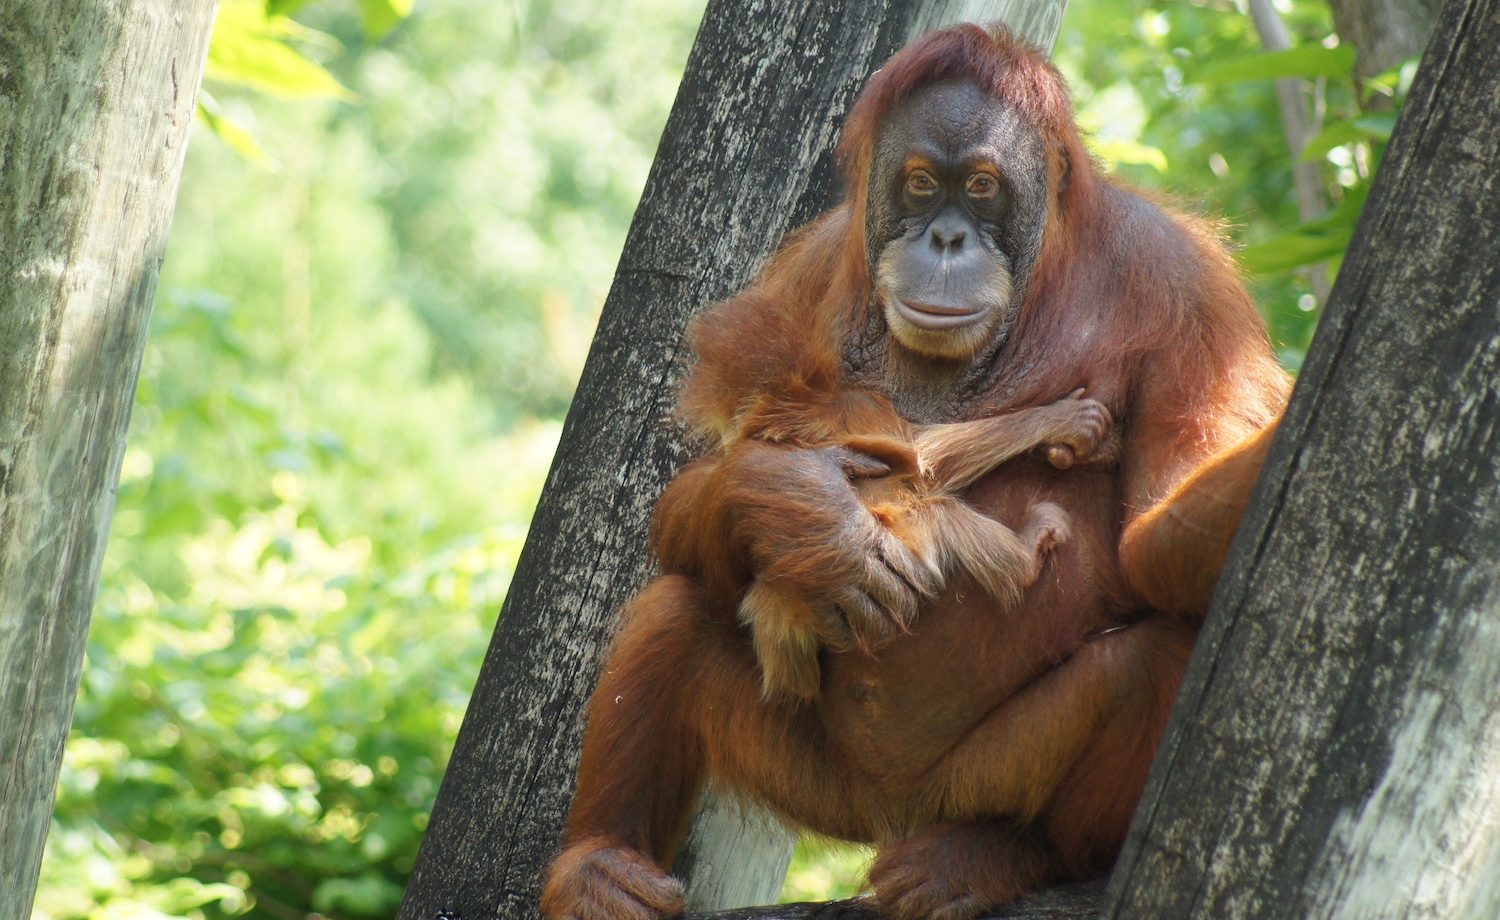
[396,3,1067,919]
[0,2,218,917]
[1105,0,1500,916]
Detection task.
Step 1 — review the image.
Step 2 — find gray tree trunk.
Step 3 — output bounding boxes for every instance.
[1105,0,1500,916]
[0,2,219,918]
[1327,0,1441,79]
[397,3,1066,919]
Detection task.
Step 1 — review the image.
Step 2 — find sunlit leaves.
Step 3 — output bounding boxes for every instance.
[1195,43,1357,83]
[1093,137,1169,172]
[780,838,872,902]
[358,0,416,40]
[1238,227,1352,274]
[355,0,701,418]
[207,1,352,100]
[264,0,414,39]
[1362,57,1422,103]
[39,63,557,914]
[200,0,420,163]
[1077,82,1169,172]
[314,874,407,915]
[1238,186,1369,275]
[1299,114,1395,163]
[197,92,276,167]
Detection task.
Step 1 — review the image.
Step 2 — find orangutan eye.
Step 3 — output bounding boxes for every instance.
[904,170,938,197]
[965,173,1000,199]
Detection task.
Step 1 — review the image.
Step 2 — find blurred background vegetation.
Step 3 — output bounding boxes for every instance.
[35,0,1417,916]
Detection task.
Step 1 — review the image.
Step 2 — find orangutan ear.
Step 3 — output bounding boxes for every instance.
[1055,144,1072,198]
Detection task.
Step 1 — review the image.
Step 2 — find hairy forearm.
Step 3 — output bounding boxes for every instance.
[1118,419,1280,616]
[649,453,747,598]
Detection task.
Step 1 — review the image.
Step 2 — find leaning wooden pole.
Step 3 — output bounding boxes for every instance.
[397,2,1066,918]
[0,2,218,917]
[1106,0,1500,916]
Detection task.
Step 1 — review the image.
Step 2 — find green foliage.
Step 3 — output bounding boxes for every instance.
[780,839,872,902]
[1194,43,1355,82]
[197,0,364,170]
[1238,185,1367,274]
[207,2,353,101]
[197,95,276,166]
[343,0,702,421]
[354,0,415,40]
[1228,53,1415,302]
[36,118,558,917]
[1060,0,1417,364]
[35,0,701,917]
[1299,113,1395,162]
[207,0,703,422]
[261,0,416,40]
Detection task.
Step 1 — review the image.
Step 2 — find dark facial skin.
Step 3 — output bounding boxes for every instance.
[866,79,1051,364]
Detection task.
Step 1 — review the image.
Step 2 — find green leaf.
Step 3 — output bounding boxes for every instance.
[1362,55,1422,101]
[256,9,343,52]
[1238,228,1353,274]
[1299,114,1396,162]
[313,874,405,915]
[358,0,416,41]
[196,94,276,167]
[1238,189,1367,275]
[154,879,246,912]
[1242,185,1369,276]
[207,2,353,100]
[265,0,308,15]
[1299,183,1371,236]
[1196,45,1356,83]
[1092,137,1168,172]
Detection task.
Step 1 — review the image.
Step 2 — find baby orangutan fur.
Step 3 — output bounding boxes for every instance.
[732,382,1117,700]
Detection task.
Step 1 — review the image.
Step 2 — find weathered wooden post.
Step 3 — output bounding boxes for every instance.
[397,3,1067,918]
[1106,0,1500,916]
[0,3,219,918]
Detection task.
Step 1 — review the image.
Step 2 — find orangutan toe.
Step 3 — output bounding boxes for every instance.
[540,838,685,920]
[868,821,1053,920]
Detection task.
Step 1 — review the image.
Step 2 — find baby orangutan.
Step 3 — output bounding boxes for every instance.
[732,384,1117,700]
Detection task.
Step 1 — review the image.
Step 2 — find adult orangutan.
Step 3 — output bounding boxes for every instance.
[541,22,1290,920]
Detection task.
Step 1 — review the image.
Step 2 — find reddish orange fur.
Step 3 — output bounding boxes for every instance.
[543,23,1291,920]
[733,383,1112,700]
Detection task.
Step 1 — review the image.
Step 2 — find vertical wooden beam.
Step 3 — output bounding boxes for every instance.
[397,2,1067,917]
[0,2,219,917]
[1106,0,1500,915]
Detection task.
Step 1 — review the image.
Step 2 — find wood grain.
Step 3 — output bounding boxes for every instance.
[0,2,218,917]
